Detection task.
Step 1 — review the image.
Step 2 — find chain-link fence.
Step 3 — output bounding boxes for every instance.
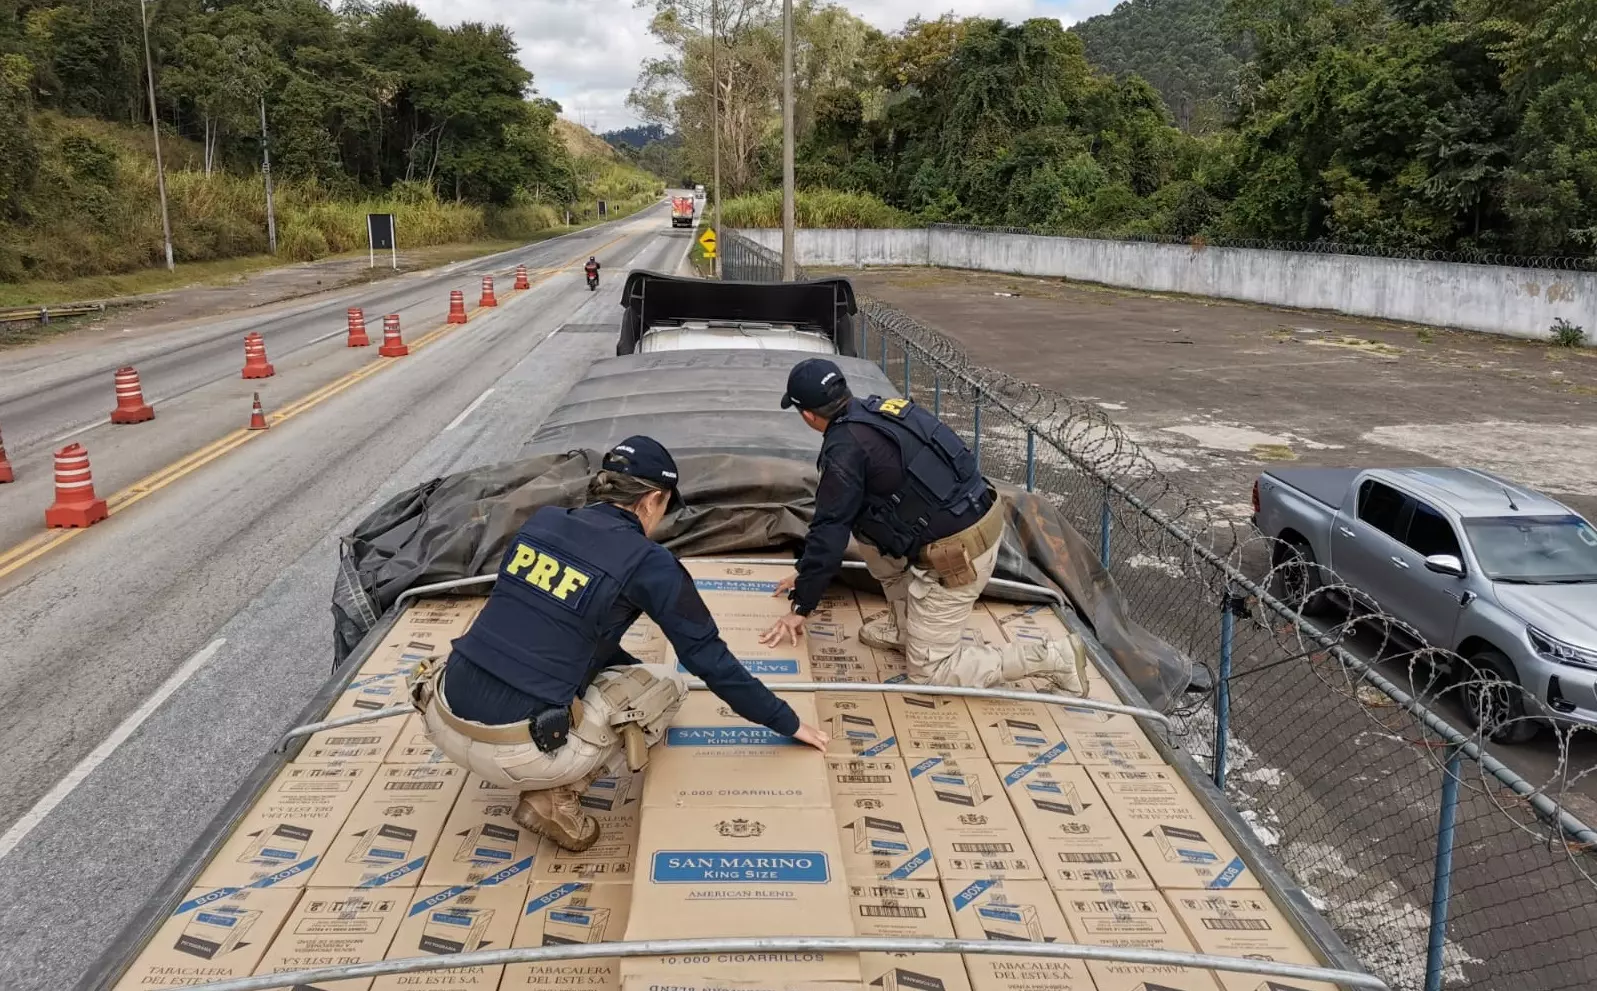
[723,230,1597,991]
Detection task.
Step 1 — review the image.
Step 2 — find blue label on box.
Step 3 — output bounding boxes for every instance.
[666,726,798,747]
[1209,858,1247,888]
[885,849,933,880]
[693,579,781,593]
[860,736,897,757]
[951,878,998,911]
[526,882,586,916]
[677,658,799,676]
[651,851,830,883]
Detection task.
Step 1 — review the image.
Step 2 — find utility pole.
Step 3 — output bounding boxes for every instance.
[138,0,175,271]
[781,0,795,281]
[710,0,723,279]
[260,96,277,255]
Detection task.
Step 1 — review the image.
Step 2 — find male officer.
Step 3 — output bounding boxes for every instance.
[413,435,829,852]
[761,358,1087,694]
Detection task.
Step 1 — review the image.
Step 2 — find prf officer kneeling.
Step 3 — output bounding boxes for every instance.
[411,436,828,851]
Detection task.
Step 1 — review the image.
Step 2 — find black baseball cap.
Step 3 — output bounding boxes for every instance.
[602,435,685,512]
[780,357,849,412]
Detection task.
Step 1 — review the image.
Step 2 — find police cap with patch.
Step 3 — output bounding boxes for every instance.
[602,435,685,512]
[780,357,849,412]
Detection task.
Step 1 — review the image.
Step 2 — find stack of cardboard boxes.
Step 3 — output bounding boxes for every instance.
[115,579,1337,991]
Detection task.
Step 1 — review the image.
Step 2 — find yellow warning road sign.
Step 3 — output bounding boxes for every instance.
[699,228,717,257]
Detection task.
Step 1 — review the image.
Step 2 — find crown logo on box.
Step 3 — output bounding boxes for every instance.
[716,819,766,837]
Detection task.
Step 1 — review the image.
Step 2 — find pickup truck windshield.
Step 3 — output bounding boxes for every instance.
[1464,515,1597,583]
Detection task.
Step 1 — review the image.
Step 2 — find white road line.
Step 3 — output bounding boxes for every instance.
[444,388,495,431]
[0,637,227,862]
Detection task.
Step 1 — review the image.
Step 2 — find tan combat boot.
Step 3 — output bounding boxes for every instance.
[514,785,600,852]
[858,599,908,651]
[1000,635,1089,696]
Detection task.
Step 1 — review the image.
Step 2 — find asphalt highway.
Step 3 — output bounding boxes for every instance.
[0,204,692,991]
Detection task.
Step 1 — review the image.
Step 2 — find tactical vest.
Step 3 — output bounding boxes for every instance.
[829,395,988,558]
[451,504,652,707]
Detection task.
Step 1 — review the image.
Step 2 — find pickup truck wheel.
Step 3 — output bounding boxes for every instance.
[1272,538,1327,617]
[1460,648,1538,744]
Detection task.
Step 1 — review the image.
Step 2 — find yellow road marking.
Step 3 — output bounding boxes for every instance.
[0,231,634,582]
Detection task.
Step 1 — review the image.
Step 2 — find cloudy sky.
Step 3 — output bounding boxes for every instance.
[410,0,1119,134]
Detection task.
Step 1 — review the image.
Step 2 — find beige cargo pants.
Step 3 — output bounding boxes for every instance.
[859,541,1081,689]
[420,663,686,791]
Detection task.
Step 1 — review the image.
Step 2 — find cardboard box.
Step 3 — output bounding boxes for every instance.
[624,806,858,982]
[985,604,1116,703]
[395,596,485,639]
[643,692,831,809]
[1050,704,1160,767]
[849,881,972,991]
[806,606,887,682]
[942,879,1093,991]
[622,617,668,664]
[826,757,935,881]
[359,631,456,679]
[371,881,525,991]
[1059,893,1220,991]
[327,669,414,719]
[811,654,880,684]
[384,712,451,765]
[998,763,1153,893]
[623,979,861,991]
[1089,768,1260,891]
[966,699,1075,767]
[907,757,1039,880]
[504,882,634,991]
[886,695,984,760]
[535,771,646,882]
[422,775,540,888]
[112,886,300,990]
[296,719,405,765]
[1166,893,1336,991]
[199,762,379,888]
[252,889,408,991]
[817,693,899,757]
[313,765,467,889]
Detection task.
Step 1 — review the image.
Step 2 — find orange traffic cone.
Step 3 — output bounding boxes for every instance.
[242,332,275,379]
[248,392,269,430]
[109,366,155,424]
[513,264,530,290]
[447,290,468,324]
[479,275,498,308]
[0,425,13,484]
[44,443,108,528]
[378,314,409,357]
[347,307,370,347]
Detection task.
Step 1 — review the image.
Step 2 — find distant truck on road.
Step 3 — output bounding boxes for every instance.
[1253,466,1597,743]
[671,195,695,228]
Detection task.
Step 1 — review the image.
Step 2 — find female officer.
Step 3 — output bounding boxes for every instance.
[411,435,828,851]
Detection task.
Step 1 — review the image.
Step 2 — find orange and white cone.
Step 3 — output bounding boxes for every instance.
[447,290,468,324]
[0,425,13,484]
[347,307,370,347]
[242,332,275,379]
[513,264,530,290]
[248,392,269,430]
[44,443,108,528]
[378,314,409,357]
[109,366,155,424]
[479,275,498,308]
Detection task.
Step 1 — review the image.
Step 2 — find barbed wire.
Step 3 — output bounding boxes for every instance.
[927,222,1597,272]
[724,230,1597,990]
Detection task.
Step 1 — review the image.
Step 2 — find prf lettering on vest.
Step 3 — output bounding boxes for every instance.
[876,398,910,416]
[504,543,591,604]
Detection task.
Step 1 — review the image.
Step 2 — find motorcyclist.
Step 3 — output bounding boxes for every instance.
[584,257,600,289]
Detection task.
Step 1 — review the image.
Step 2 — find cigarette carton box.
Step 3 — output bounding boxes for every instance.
[907,757,1039,880]
[1050,705,1161,766]
[296,720,404,765]
[199,761,379,888]
[826,759,935,881]
[252,889,408,991]
[998,762,1153,893]
[327,669,412,719]
[667,564,811,682]
[394,596,484,640]
[966,698,1074,767]
[422,774,539,888]
[533,770,646,882]
[112,886,299,990]
[1089,768,1259,891]
[372,880,525,991]
[621,617,668,664]
[849,881,972,991]
[359,631,455,679]
[942,879,1093,991]
[313,765,466,889]
[384,711,450,765]
[504,882,634,991]
[624,806,858,983]
[811,653,881,683]
[644,692,831,808]
[886,695,985,760]
[818,693,899,757]
[624,979,862,991]
[1058,893,1220,991]
[1166,893,1336,991]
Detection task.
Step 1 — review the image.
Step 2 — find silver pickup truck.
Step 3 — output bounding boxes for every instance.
[1253,466,1597,743]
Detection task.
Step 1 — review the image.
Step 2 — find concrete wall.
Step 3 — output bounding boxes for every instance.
[736,227,1597,344]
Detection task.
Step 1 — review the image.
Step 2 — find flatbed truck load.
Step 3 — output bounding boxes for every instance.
[76,275,1382,991]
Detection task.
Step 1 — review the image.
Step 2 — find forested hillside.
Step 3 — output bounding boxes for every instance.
[636,0,1596,260]
[1072,0,1244,132]
[0,0,659,283]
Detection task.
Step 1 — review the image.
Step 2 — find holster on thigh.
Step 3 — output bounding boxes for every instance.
[584,666,685,771]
